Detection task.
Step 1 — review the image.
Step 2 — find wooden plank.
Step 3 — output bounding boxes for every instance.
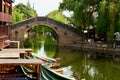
[0,59,43,64]
[37,64,41,80]
[0,53,19,59]
[0,49,28,54]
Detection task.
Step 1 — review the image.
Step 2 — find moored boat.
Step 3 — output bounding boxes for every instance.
[24,51,76,80]
[40,64,76,80]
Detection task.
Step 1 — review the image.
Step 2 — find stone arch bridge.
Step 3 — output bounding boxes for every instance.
[11,17,83,47]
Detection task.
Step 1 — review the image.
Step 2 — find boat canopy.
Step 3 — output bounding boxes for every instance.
[40,65,75,80]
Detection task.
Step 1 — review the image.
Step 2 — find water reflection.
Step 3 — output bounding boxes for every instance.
[27,34,120,80]
[88,67,99,79]
[37,41,46,57]
[33,40,57,58]
[57,47,120,80]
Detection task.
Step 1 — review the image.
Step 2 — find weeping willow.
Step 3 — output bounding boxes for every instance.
[96,0,107,37]
[96,0,118,42]
[116,0,120,32]
[107,2,118,42]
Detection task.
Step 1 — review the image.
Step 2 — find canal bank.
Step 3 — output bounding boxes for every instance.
[68,40,120,51]
[66,41,120,58]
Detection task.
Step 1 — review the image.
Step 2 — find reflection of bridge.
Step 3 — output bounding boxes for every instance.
[11,17,83,47]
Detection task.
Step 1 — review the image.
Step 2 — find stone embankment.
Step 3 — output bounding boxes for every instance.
[68,41,120,56]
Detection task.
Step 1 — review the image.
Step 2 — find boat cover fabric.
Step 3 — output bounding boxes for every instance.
[40,65,72,80]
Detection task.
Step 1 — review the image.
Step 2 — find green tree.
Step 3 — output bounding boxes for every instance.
[12,8,24,23]
[107,2,118,42]
[116,0,120,32]
[12,3,37,23]
[59,0,120,42]
[96,0,118,42]
[95,0,107,38]
[59,0,99,29]
[47,10,67,24]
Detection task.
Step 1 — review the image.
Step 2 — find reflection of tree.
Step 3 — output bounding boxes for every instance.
[57,48,120,80]
[24,25,57,57]
[84,50,120,80]
[94,59,120,80]
[80,54,102,80]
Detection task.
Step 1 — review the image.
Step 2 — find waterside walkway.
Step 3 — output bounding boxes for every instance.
[68,41,120,59]
[68,41,120,56]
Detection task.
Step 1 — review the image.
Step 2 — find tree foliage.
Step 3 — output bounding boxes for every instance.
[12,8,24,23]
[47,10,67,24]
[59,0,120,42]
[12,3,37,23]
[59,0,100,28]
[96,0,107,36]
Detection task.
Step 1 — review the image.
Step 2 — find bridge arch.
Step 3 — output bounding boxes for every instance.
[11,17,82,47]
[24,24,59,45]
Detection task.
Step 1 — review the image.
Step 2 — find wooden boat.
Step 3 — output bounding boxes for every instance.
[31,53,56,62]
[24,53,76,80]
[19,65,37,79]
[0,59,42,80]
[40,64,76,80]
[25,53,61,69]
[14,64,75,80]
[18,62,76,80]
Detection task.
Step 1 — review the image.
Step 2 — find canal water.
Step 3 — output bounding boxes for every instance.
[25,25,120,80]
[31,41,120,80]
[34,42,120,80]
[56,47,120,80]
[26,34,120,80]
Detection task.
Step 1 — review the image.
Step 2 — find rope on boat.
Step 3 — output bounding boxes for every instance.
[20,65,37,79]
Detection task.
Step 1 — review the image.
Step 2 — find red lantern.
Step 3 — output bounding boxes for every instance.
[5,3,10,8]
